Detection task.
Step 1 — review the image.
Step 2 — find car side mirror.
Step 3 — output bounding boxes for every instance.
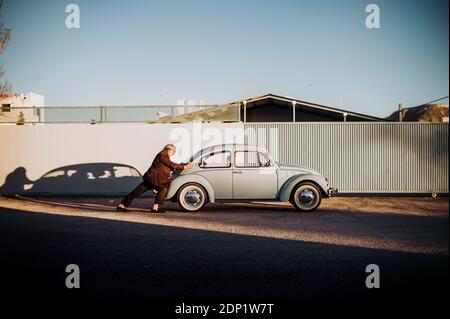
[200,157,206,168]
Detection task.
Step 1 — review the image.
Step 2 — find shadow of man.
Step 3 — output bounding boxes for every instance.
[0,167,34,195]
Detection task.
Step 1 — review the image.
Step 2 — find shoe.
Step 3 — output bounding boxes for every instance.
[150,208,166,213]
[116,206,129,212]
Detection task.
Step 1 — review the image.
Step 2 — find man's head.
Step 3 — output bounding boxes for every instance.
[162,144,176,156]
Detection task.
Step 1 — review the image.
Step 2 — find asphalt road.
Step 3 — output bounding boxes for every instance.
[0,196,448,303]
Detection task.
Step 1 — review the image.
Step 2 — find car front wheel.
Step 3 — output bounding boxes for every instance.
[290,182,322,211]
[177,183,207,212]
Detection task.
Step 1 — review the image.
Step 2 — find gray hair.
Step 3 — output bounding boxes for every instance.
[162,144,176,152]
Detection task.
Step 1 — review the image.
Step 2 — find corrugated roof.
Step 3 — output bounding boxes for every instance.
[155,93,387,123]
[231,93,386,121]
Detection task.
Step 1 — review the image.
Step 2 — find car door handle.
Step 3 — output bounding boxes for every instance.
[233,170,243,174]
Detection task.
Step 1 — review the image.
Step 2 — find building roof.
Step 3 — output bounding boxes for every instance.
[232,93,386,121]
[156,103,239,123]
[156,93,387,123]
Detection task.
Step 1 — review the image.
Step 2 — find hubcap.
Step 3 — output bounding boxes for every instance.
[299,189,315,206]
[185,189,201,206]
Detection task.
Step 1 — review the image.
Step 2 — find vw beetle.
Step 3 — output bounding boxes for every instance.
[166,144,337,212]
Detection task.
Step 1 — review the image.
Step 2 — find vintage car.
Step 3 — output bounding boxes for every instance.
[167,144,337,212]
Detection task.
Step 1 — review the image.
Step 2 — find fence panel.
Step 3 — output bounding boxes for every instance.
[244,123,448,193]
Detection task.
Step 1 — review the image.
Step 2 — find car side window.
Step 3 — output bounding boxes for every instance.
[258,152,271,167]
[235,151,271,168]
[200,150,231,168]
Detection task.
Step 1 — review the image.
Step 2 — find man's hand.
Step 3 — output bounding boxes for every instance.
[184,162,193,170]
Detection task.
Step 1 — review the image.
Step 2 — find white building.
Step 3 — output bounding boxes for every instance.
[0,92,45,123]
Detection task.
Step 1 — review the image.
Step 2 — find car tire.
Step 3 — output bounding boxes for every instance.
[177,183,208,212]
[290,182,322,211]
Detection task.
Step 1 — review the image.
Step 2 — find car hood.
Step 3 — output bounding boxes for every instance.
[277,164,322,176]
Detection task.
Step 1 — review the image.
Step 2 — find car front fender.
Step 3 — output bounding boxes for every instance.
[166,173,216,203]
[278,173,329,201]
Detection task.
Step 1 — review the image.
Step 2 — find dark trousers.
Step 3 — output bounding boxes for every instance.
[121,180,168,207]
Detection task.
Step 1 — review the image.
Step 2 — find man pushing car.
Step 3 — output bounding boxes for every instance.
[117,144,192,213]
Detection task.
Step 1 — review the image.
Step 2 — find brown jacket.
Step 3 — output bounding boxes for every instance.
[144,150,185,187]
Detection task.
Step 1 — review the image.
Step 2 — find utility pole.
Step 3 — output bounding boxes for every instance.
[398,103,403,122]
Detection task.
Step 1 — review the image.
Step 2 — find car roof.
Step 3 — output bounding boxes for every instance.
[200,143,268,153]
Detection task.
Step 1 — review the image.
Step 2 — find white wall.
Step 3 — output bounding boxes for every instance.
[0,123,244,195]
[1,122,446,194]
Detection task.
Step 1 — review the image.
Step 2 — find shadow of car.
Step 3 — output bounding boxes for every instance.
[24,162,142,195]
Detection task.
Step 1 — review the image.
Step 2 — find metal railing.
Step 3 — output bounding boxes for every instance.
[0,104,240,124]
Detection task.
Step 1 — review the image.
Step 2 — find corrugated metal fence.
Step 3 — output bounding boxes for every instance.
[244,123,448,193]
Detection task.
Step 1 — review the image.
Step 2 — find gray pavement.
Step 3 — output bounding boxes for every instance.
[0,195,448,301]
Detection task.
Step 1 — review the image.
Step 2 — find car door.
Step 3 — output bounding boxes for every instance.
[232,150,278,199]
[194,150,233,199]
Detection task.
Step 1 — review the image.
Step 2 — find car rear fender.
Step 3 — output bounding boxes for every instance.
[166,173,216,203]
[278,174,329,201]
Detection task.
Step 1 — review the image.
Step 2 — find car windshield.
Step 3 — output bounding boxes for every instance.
[189,145,223,162]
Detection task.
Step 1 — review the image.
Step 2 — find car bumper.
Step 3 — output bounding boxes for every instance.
[327,187,338,196]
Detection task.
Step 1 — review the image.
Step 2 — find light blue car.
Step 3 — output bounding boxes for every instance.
[167,144,337,212]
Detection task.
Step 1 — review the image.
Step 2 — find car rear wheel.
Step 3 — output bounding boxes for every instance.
[290,182,322,211]
[177,183,207,212]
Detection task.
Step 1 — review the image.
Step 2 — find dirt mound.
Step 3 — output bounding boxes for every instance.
[387,104,449,122]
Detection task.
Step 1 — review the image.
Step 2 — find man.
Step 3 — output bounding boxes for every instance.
[117,144,192,213]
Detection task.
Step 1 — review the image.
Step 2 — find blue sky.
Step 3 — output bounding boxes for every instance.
[0,0,448,117]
